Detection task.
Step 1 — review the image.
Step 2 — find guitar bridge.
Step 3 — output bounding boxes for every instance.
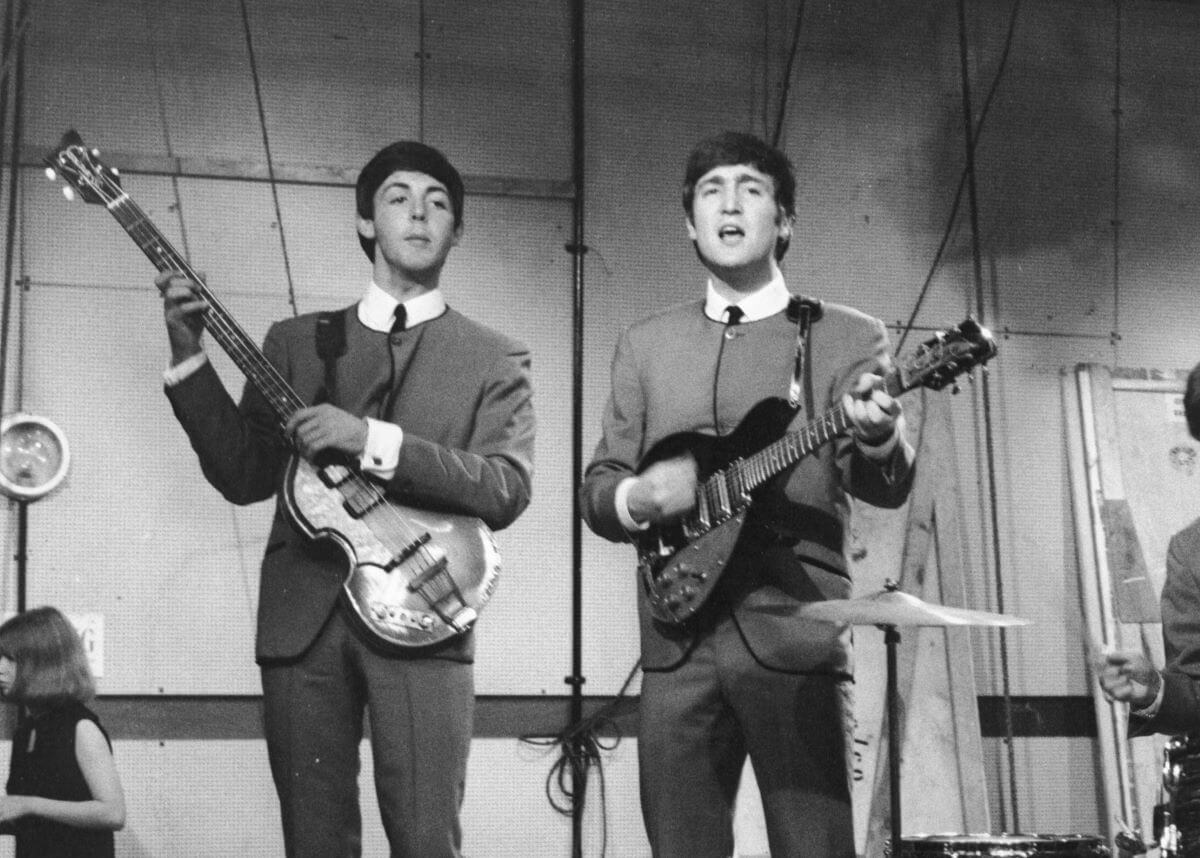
[385,532,431,569]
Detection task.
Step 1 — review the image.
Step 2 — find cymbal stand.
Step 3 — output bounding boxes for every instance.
[883,623,903,858]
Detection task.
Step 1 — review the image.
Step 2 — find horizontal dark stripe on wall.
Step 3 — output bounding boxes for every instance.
[977,695,1097,738]
[0,695,1094,741]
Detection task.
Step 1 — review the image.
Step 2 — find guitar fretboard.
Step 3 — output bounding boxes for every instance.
[691,370,906,531]
[106,189,303,428]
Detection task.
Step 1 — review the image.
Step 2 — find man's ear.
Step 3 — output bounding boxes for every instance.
[357,216,376,242]
[685,216,697,241]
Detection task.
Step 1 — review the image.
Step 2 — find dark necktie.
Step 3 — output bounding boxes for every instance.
[725,306,744,326]
[391,304,407,334]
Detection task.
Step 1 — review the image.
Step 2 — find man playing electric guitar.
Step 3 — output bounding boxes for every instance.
[158,141,535,858]
[580,131,915,857]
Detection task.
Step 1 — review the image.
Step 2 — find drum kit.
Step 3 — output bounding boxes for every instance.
[1159,732,1200,858]
[798,580,1111,858]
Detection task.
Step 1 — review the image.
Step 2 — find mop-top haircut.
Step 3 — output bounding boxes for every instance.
[682,130,797,261]
[355,140,465,261]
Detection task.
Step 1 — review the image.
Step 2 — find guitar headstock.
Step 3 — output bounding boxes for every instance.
[43,130,122,206]
[902,317,998,392]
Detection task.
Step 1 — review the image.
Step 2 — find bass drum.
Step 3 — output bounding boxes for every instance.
[895,834,1110,857]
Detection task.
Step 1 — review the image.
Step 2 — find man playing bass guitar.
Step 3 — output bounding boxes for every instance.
[158,141,535,858]
[580,131,915,858]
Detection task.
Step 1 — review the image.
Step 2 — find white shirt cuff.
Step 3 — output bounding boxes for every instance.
[360,417,403,479]
[163,352,209,387]
[615,477,649,532]
[854,414,905,461]
[1131,671,1166,718]
[855,432,899,461]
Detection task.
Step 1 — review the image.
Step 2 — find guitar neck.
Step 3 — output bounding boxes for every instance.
[701,368,905,505]
[107,191,304,425]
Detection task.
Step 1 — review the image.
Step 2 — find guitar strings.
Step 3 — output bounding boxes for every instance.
[696,400,852,528]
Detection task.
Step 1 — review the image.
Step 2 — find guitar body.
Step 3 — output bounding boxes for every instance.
[285,456,500,648]
[636,398,797,624]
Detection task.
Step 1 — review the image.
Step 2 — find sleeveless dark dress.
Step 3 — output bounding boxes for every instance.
[6,701,114,858]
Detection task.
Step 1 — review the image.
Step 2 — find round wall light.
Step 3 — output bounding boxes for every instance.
[0,414,70,501]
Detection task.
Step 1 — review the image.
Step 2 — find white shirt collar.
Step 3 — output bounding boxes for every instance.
[703,269,790,323]
[357,282,447,332]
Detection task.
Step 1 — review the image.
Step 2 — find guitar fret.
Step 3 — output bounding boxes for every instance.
[695,489,710,530]
[105,189,307,423]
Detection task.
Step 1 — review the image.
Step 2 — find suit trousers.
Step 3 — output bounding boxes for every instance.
[260,607,474,858]
[638,613,855,858]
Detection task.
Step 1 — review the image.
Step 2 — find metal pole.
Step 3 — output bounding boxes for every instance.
[567,0,588,854]
[886,625,901,858]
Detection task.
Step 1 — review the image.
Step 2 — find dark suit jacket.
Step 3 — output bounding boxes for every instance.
[580,297,913,674]
[1132,517,1200,735]
[167,304,535,663]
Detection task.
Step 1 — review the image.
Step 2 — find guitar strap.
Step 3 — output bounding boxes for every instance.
[785,294,822,412]
[314,308,348,404]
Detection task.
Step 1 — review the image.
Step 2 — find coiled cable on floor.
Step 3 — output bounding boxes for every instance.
[520,660,641,857]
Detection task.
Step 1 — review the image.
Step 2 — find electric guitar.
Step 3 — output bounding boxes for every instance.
[46,130,500,649]
[635,318,997,624]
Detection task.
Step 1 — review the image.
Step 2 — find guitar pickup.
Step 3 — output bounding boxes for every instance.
[341,482,385,518]
[385,533,431,570]
[317,463,353,488]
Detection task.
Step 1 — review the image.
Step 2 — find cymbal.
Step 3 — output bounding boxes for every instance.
[798,587,1029,628]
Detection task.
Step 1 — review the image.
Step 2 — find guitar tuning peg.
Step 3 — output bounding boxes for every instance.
[43,167,56,181]
[61,186,75,202]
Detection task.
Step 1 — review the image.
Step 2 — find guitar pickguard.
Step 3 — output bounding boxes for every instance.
[638,509,748,623]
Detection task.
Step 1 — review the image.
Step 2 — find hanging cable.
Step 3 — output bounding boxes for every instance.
[0,0,28,93]
[417,0,428,142]
[770,0,807,149]
[953,0,1020,832]
[884,6,1026,823]
[0,0,15,422]
[1109,0,1122,358]
[237,0,298,318]
[0,0,28,424]
[896,0,1022,354]
[142,0,193,265]
[0,0,28,616]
